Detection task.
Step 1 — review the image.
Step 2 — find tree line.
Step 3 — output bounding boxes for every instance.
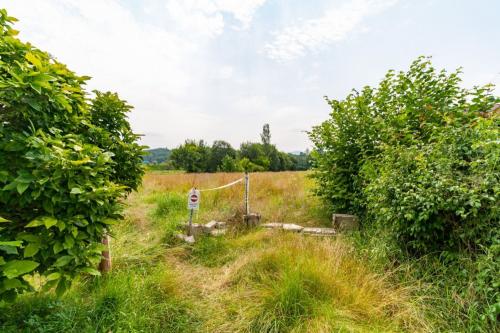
[150,124,310,172]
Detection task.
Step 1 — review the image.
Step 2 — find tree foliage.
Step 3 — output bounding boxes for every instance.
[0,11,144,302]
[169,124,310,173]
[310,57,499,328]
[310,57,499,253]
[208,140,236,172]
[170,140,210,172]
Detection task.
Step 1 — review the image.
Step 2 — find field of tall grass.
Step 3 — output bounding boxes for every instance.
[1,171,432,332]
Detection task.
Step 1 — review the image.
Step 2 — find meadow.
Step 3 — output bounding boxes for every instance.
[0,171,432,332]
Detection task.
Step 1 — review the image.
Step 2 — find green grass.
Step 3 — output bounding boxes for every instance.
[1,265,201,332]
[188,235,235,267]
[6,171,494,332]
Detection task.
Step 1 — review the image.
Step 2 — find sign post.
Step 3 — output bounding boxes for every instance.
[187,188,200,236]
[244,172,249,215]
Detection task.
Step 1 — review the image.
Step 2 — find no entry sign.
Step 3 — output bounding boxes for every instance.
[188,189,200,210]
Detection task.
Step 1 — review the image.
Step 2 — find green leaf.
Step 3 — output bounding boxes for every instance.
[63,235,74,249]
[43,217,58,229]
[0,241,22,247]
[18,234,41,243]
[25,216,57,229]
[53,242,63,254]
[34,73,56,82]
[0,256,5,265]
[27,99,42,111]
[2,260,39,279]
[80,267,101,276]
[25,52,42,69]
[29,82,42,94]
[46,272,61,281]
[42,200,54,214]
[25,218,44,228]
[3,181,17,191]
[0,171,8,182]
[3,278,24,290]
[102,218,118,225]
[0,216,10,223]
[70,187,83,194]
[54,255,72,267]
[24,243,40,258]
[55,278,69,296]
[0,245,18,255]
[16,182,29,194]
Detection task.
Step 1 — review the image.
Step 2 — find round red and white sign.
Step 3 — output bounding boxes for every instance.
[188,189,200,210]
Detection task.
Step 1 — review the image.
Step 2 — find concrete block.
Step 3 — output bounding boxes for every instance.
[210,229,226,236]
[332,214,359,232]
[303,227,336,236]
[282,223,303,232]
[203,220,218,233]
[262,223,283,229]
[215,221,226,229]
[176,234,195,244]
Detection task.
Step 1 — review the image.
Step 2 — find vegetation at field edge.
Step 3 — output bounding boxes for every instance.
[1,172,431,332]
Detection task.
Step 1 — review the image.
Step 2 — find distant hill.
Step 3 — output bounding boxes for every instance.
[143,148,170,164]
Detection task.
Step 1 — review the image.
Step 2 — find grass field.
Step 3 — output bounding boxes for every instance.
[1,171,431,332]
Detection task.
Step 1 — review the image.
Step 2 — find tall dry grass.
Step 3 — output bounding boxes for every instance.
[195,232,429,333]
[2,171,431,332]
[141,171,330,226]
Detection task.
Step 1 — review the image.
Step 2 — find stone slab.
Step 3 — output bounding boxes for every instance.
[332,214,359,232]
[215,221,226,229]
[282,223,304,232]
[262,223,283,229]
[210,229,226,236]
[303,227,336,236]
[176,234,195,244]
[203,220,219,233]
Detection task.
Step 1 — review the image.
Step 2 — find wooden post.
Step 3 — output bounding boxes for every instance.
[98,234,111,273]
[244,172,249,215]
[187,208,194,236]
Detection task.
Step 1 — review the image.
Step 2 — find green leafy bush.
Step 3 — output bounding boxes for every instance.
[365,115,499,252]
[310,57,499,330]
[0,11,143,302]
[310,57,499,253]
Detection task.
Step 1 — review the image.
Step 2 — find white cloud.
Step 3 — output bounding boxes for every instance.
[165,0,224,38]
[165,0,266,36]
[3,0,270,150]
[215,0,267,28]
[265,0,398,61]
[217,66,234,79]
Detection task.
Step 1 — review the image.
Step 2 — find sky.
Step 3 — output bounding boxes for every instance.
[3,0,500,151]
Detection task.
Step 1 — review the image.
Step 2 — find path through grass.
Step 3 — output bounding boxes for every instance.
[1,172,430,332]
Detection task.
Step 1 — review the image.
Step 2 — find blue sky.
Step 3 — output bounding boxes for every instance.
[4,0,500,151]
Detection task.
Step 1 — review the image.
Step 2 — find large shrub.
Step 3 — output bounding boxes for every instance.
[310,57,499,252]
[0,11,143,302]
[170,140,210,172]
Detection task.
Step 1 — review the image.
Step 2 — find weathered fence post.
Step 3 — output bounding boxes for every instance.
[244,172,249,215]
[243,172,261,227]
[187,207,194,236]
[98,233,111,273]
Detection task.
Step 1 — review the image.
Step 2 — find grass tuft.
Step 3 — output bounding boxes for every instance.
[206,233,429,333]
